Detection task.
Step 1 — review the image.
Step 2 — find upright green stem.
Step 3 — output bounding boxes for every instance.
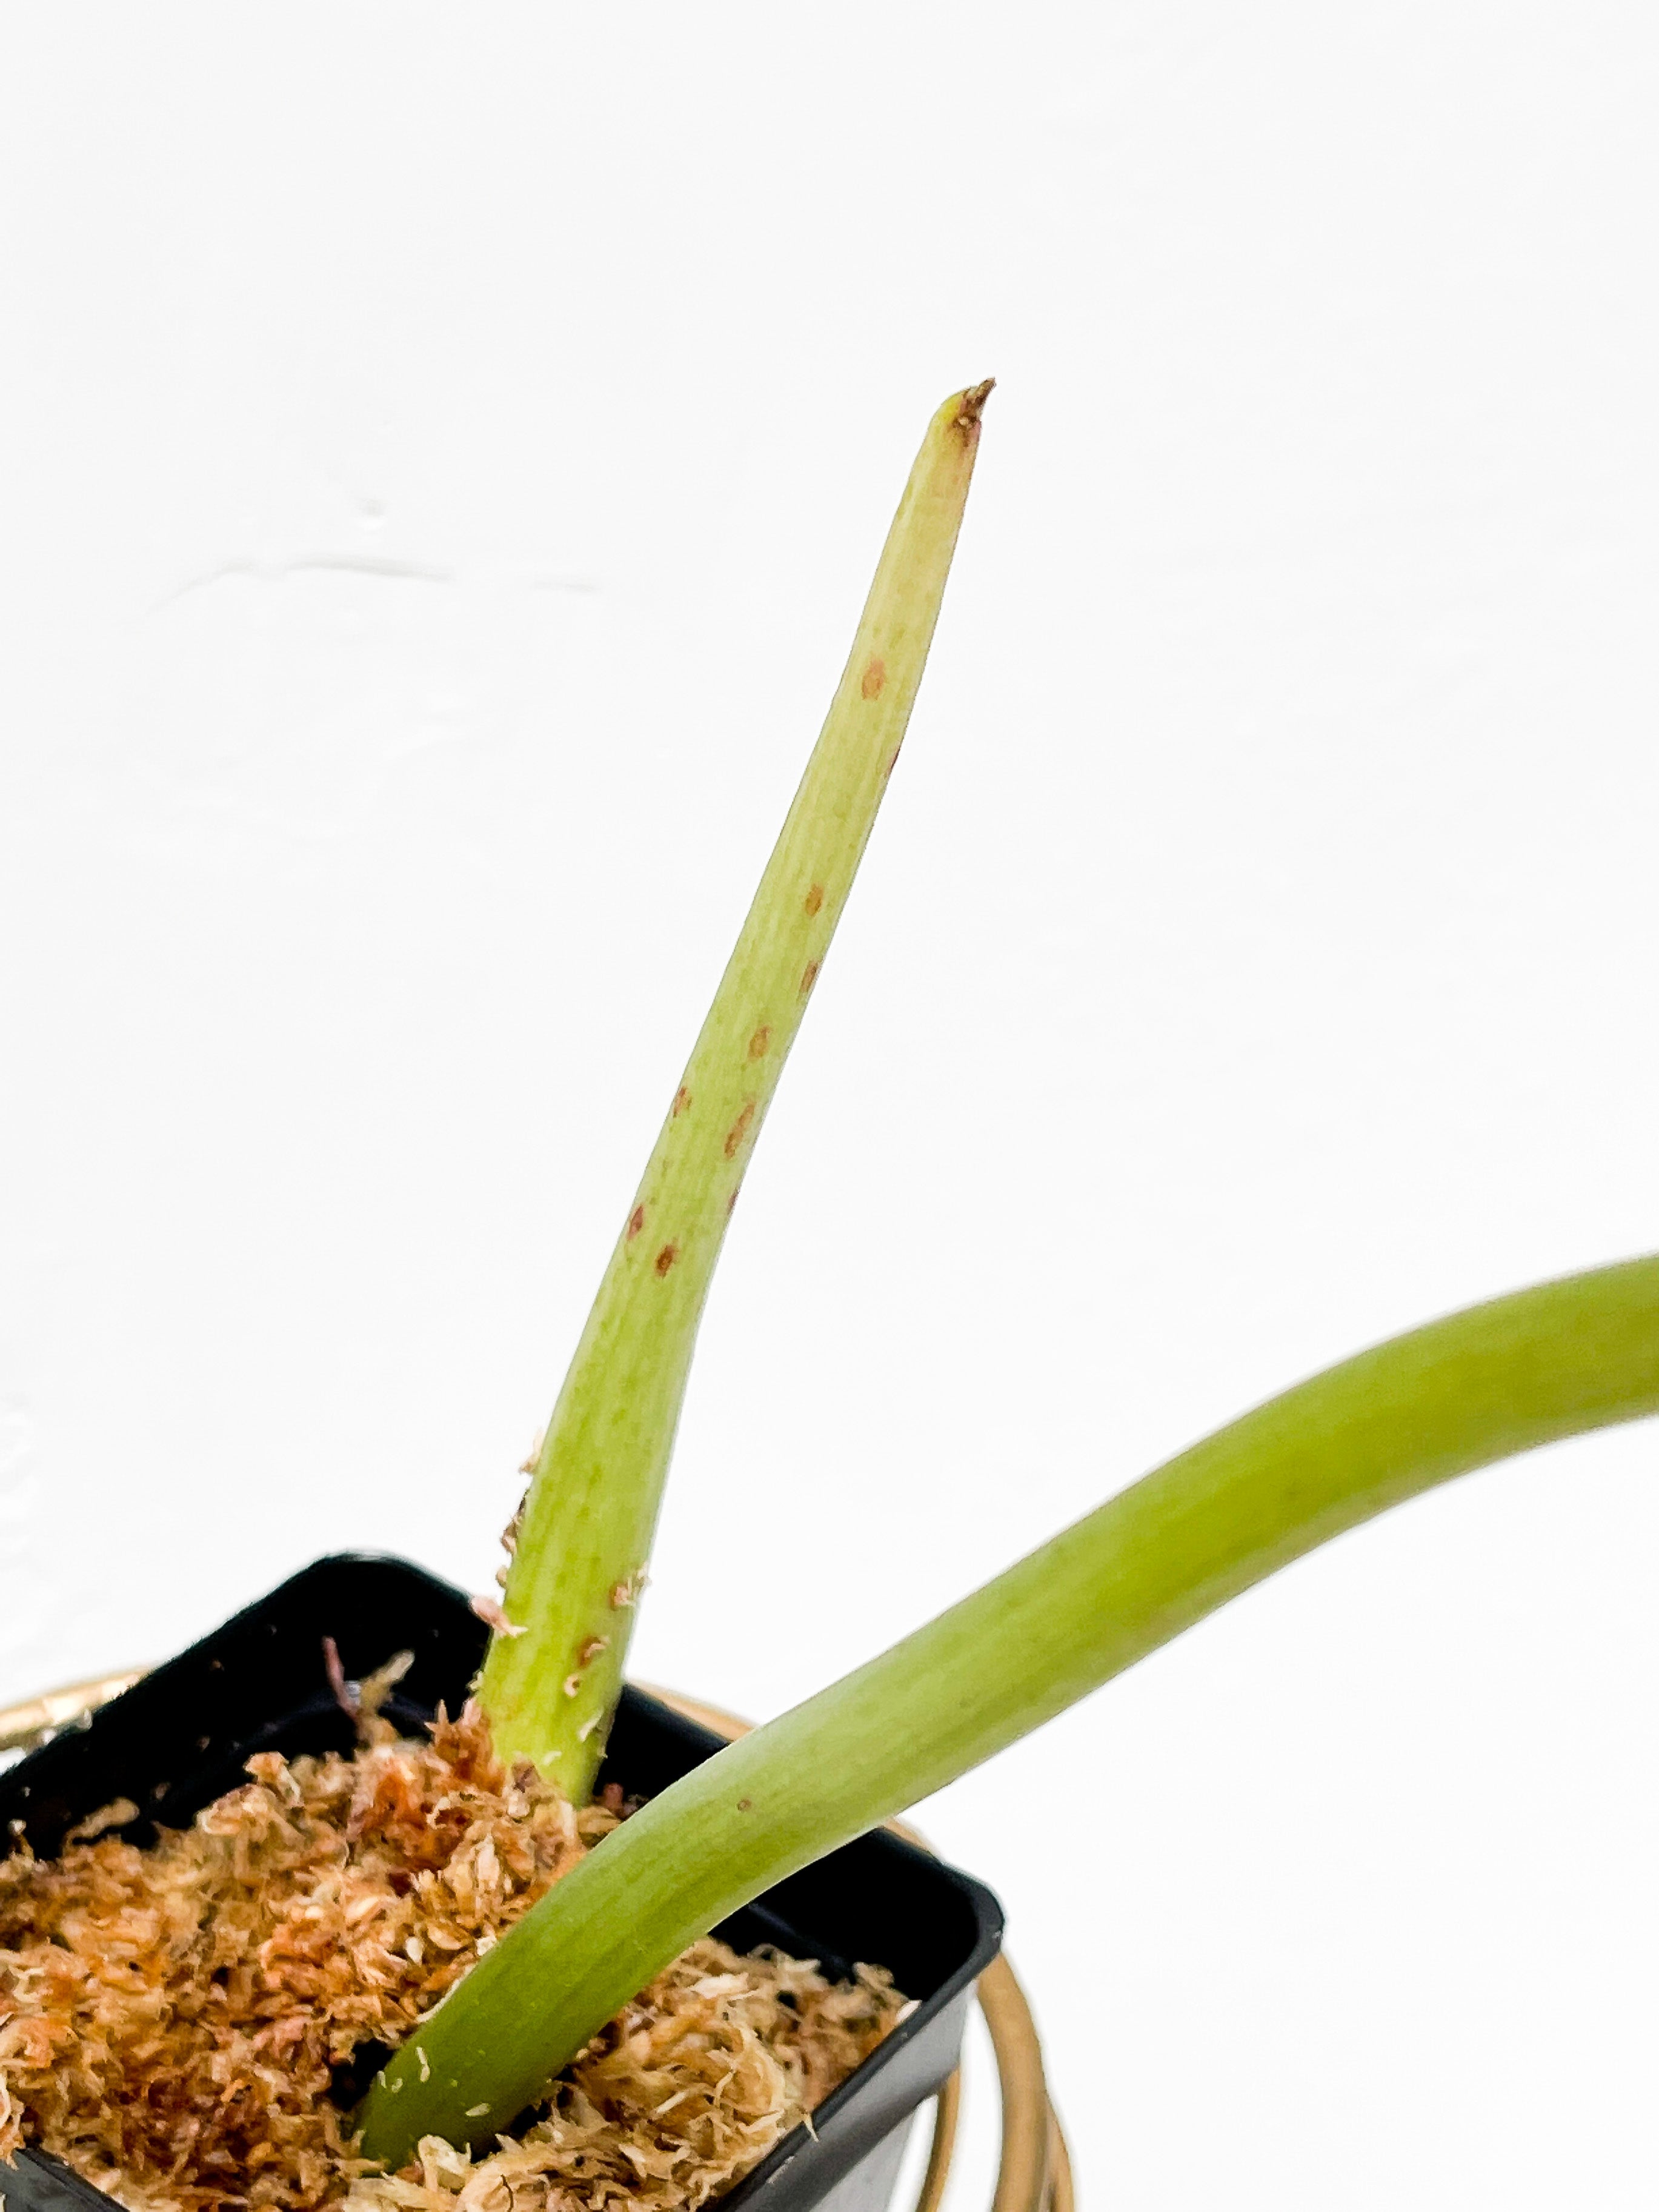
[479,384,993,1791]
[362,1254,1659,2161]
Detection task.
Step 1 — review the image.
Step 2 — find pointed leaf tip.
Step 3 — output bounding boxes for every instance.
[953,380,996,437]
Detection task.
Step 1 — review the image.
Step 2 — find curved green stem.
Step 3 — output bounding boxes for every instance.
[479,382,993,1790]
[361,1252,1659,2162]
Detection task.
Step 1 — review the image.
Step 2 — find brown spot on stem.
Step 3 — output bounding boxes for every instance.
[723,1100,756,1158]
[737,1797,753,1813]
[626,1204,645,1241]
[884,746,902,778]
[471,1596,525,1638]
[748,1025,771,1060]
[672,1084,691,1117]
[577,1635,610,1666]
[726,1184,741,1216]
[654,1242,678,1276]
[803,883,824,917]
[860,657,886,700]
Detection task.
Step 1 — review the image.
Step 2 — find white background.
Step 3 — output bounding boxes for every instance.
[3,6,1657,2205]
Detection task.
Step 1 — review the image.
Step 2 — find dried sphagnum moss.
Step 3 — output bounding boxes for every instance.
[0,1704,905,2212]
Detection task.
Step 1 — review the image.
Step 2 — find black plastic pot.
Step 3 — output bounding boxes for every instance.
[0,1555,1003,2212]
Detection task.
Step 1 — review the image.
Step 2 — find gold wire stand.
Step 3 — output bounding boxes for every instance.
[1,1674,1072,2212]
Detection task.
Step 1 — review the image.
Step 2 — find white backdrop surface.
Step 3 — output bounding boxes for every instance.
[3,5,1658,2205]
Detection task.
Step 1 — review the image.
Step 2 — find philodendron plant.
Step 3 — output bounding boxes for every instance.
[345,385,1659,2165]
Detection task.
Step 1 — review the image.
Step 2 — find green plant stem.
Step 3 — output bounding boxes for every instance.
[361,1253,1659,2162]
[478,383,993,1790]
